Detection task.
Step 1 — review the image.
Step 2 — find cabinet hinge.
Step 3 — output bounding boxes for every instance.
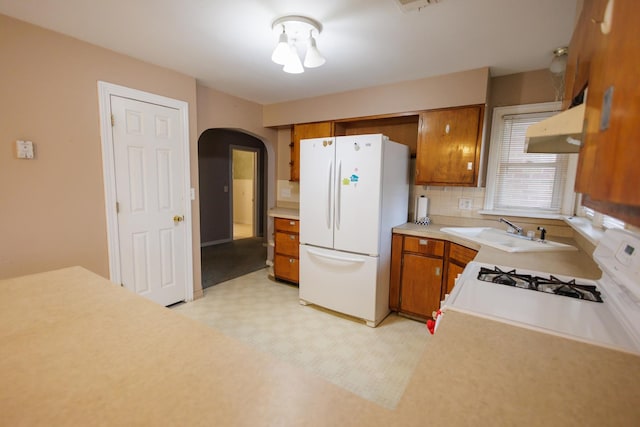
[111,114,115,127]
[116,201,120,213]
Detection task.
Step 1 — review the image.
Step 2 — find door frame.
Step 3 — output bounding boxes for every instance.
[97,81,194,301]
[229,145,259,239]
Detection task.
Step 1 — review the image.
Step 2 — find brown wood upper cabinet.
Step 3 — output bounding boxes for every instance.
[568,0,640,226]
[415,105,484,186]
[290,122,334,182]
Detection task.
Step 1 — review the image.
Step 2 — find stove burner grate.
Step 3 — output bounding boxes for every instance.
[477,267,603,302]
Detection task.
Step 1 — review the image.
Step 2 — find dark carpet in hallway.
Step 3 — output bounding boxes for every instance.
[201,237,267,289]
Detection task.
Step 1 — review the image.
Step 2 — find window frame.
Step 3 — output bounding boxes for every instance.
[483,102,578,218]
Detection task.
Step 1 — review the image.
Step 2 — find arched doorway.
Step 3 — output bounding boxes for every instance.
[198,129,268,288]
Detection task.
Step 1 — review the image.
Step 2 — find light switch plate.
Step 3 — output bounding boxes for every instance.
[16,140,34,159]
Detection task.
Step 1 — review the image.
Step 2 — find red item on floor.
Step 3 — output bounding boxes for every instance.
[426,310,443,335]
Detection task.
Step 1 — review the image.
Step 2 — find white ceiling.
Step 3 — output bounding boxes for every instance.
[0,0,578,105]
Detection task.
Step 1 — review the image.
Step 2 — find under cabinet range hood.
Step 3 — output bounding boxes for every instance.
[524,104,585,153]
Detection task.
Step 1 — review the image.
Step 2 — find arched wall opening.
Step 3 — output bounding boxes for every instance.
[197,128,267,245]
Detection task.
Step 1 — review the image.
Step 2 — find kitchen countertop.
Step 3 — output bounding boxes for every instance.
[268,207,300,220]
[393,222,603,279]
[1,267,639,425]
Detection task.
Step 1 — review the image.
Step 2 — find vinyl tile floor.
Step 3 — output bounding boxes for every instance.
[172,269,430,409]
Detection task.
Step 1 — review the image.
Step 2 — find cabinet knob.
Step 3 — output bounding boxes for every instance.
[419,239,428,246]
[289,142,294,148]
[289,161,294,166]
[289,221,296,225]
[435,267,441,276]
[289,234,295,240]
[289,258,295,263]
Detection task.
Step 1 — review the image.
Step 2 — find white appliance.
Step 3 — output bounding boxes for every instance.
[443,228,640,355]
[299,134,409,327]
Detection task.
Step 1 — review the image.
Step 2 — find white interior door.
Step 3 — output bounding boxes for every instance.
[111,95,187,306]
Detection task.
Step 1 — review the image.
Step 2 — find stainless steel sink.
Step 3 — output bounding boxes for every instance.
[440,227,576,253]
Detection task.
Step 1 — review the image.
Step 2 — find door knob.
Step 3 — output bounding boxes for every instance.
[173,215,184,223]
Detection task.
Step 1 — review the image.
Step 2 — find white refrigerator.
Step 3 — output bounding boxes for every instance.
[299,134,409,327]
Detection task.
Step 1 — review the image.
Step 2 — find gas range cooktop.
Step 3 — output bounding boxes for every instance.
[477,266,603,303]
[443,229,640,355]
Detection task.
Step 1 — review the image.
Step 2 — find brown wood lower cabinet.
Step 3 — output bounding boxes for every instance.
[400,254,443,319]
[273,218,300,284]
[389,233,477,321]
[443,243,478,298]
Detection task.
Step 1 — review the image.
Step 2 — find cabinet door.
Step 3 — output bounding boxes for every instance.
[291,122,334,182]
[415,106,483,186]
[575,0,640,218]
[274,255,299,283]
[400,254,443,319]
[448,243,477,265]
[274,218,299,233]
[563,0,607,109]
[275,231,299,257]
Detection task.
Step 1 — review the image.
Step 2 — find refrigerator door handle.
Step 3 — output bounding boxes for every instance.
[327,161,333,230]
[336,160,342,230]
[306,248,365,264]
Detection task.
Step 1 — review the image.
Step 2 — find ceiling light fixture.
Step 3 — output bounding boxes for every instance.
[271,15,325,74]
[549,46,568,74]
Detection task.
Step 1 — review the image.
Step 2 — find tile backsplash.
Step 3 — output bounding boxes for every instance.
[409,186,486,221]
[276,177,487,221]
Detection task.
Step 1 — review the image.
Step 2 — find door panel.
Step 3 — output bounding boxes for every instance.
[334,135,382,255]
[111,95,186,306]
[299,137,335,248]
[400,254,443,318]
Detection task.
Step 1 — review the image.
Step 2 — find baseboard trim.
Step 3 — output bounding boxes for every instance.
[201,238,232,247]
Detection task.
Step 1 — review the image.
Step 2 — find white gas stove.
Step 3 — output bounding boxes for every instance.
[443,228,640,355]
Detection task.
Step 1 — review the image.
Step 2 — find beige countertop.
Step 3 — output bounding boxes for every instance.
[1,267,639,425]
[268,207,300,220]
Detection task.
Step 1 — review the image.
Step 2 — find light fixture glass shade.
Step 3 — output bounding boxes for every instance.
[303,36,326,68]
[283,45,304,74]
[549,54,568,74]
[271,31,290,65]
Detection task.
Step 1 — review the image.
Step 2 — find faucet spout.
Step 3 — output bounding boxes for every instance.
[499,217,523,235]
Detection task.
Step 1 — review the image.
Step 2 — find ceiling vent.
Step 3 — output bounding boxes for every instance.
[394,0,440,13]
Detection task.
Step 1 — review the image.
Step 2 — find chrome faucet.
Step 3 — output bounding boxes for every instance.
[499,217,523,235]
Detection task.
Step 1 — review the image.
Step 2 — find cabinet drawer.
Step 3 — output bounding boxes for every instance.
[275,231,299,257]
[448,243,477,265]
[275,218,299,233]
[274,254,299,283]
[403,237,444,257]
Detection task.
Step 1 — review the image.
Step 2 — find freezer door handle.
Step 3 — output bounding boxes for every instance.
[327,161,333,230]
[336,160,342,230]
[306,248,365,264]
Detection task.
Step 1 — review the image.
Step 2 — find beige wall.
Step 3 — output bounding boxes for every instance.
[195,84,278,261]
[264,68,490,127]
[489,69,559,108]
[0,15,200,290]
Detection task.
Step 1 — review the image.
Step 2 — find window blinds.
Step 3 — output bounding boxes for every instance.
[493,112,570,213]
